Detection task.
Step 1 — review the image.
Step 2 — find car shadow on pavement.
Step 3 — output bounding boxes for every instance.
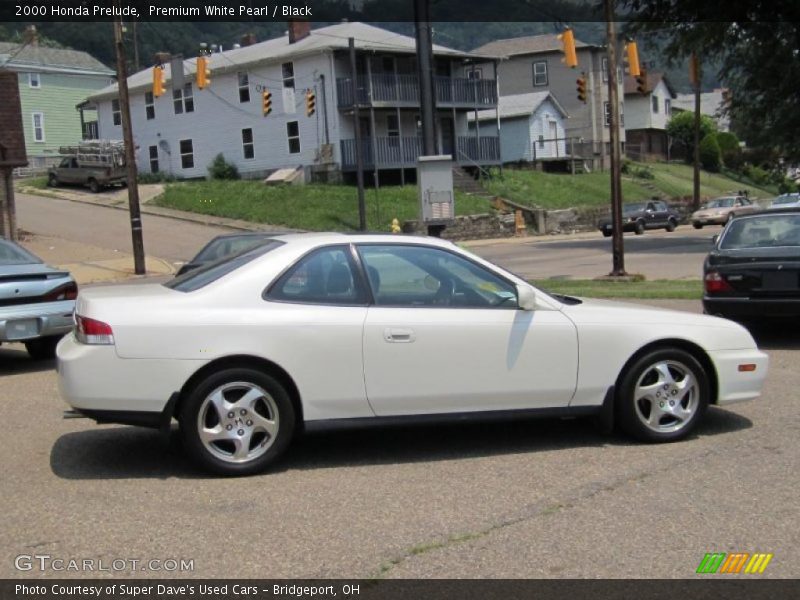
[745,321,800,351]
[50,408,752,479]
[0,346,56,375]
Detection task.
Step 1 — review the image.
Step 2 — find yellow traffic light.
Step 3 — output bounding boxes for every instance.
[625,41,641,78]
[576,74,587,103]
[636,67,649,95]
[305,89,316,117]
[262,90,272,116]
[152,65,164,97]
[557,28,578,69]
[196,56,211,89]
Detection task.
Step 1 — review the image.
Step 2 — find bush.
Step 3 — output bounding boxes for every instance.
[743,164,770,185]
[207,153,239,180]
[666,112,718,163]
[778,179,798,194]
[138,172,177,184]
[699,134,722,172]
[716,131,742,169]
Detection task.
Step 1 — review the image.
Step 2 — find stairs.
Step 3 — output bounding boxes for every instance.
[452,167,494,201]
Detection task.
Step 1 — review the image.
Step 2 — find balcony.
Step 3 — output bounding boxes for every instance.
[336,74,497,110]
[340,136,500,171]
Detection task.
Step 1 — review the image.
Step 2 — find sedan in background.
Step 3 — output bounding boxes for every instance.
[691,196,758,228]
[598,200,680,237]
[58,233,768,476]
[0,238,77,359]
[769,193,800,210]
[703,208,800,321]
[176,232,280,276]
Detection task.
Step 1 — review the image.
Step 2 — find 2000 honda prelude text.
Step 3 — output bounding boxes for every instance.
[57,233,769,475]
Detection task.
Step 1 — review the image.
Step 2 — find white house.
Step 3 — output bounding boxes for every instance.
[622,71,676,161]
[82,21,500,183]
[469,91,568,164]
[672,88,731,132]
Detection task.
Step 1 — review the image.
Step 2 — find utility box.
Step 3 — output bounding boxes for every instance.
[417,155,454,225]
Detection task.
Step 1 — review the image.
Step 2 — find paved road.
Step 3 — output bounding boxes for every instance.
[1,302,798,579]
[471,227,719,280]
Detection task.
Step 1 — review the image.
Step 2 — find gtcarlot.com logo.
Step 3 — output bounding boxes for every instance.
[14,554,194,573]
[696,552,773,574]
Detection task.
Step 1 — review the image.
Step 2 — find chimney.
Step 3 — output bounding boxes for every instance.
[240,33,257,47]
[23,25,38,47]
[288,20,311,44]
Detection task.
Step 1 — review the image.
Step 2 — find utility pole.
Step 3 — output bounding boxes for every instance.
[604,0,626,276]
[691,52,701,211]
[113,0,146,274]
[348,38,367,231]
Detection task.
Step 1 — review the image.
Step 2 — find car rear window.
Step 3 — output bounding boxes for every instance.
[165,241,283,292]
[719,214,800,249]
[193,234,275,262]
[0,240,41,265]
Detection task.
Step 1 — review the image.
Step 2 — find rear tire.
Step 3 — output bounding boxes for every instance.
[693,222,703,229]
[602,230,612,238]
[25,335,61,360]
[48,174,59,187]
[179,367,296,476]
[88,178,101,193]
[665,219,677,232]
[617,348,709,442]
[634,220,645,235]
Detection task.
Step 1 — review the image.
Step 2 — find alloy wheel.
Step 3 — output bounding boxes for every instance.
[633,360,699,434]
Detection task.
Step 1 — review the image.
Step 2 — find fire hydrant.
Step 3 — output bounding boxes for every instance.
[391,218,401,234]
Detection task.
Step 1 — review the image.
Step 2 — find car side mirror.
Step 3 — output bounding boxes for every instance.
[712,234,719,245]
[517,284,538,311]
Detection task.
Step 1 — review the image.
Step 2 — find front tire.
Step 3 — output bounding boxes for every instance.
[665,218,677,232]
[616,348,709,442]
[48,174,59,187]
[693,222,703,229]
[602,230,612,238]
[180,368,296,476]
[88,178,101,193]
[25,335,61,360]
[634,220,645,235]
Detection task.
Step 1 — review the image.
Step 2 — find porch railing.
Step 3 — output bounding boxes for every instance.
[340,136,500,170]
[336,75,497,109]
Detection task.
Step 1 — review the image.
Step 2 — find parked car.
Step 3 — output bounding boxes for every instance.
[769,193,800,209]
[703,208,800,320]
[48,156,127,193]
[0,238,77,359]
[58,233,768,475]
[176,232,281,276]
[691,196,758,228]
[598,201,680,237]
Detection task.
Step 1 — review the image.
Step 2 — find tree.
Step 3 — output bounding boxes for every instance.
[699,134,722,172]
[622,2,800,160]
[666,112,717,163]
[716,131,742,169]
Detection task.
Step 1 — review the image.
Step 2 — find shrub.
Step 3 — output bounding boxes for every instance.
[207,153,239,180]
[666,112,718,163]
[138,172,177,184]
[715,131,742,169]
[699,134,722,172]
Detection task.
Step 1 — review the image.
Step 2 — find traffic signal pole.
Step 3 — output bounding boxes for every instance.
[603,0,626,276]
[112,0,146,275]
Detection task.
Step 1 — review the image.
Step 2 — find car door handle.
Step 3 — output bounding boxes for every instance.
[384,328,416,343]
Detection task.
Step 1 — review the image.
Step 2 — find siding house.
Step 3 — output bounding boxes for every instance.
[672,88,731,132]
[0,28,114,167]
[473,33,624,171]
[469,92,568,166]
[82,22,500,182]
[623,72,676,161]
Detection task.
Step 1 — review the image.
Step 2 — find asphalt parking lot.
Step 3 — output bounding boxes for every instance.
[1,299,798,580]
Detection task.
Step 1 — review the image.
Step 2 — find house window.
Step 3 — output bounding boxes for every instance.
[532,61,548,87]
[28,72,40,88]
[238,72,250,103]
[652,95,659,113]
[538,135,545,149]
[467,67,482,80]
[179,139,194,169]
[282,62,295,89]
[148,145,159,173]
[173,83,194,114]
[145,91,155,120]
[112,99,121,126]
[602,57,609,82]
[286,121,300,154]
[604,101,610,126]
[665,99,671,115]
[242,128,255,159]
[32,112,45,142]
[386,115,399,137]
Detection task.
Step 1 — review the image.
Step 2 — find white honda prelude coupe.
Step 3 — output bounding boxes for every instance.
[57,233,768,475]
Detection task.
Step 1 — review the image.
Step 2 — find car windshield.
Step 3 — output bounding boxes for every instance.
[622,203,647,214]
[773,195,799,205]
[706,198,736,209]
[0,240,41,265]
[165,241,284,292]
[719,214,800,249]
[193,234,276,263]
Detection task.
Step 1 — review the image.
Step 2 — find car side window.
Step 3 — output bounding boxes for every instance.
[268,245,367,305]
[358,244,518,309]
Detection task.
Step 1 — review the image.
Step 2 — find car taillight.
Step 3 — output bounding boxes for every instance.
[75,315,114,345]
[705,271,734,294]
[43,282,78,302]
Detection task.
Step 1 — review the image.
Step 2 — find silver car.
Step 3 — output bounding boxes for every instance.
[0,239,77,359]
